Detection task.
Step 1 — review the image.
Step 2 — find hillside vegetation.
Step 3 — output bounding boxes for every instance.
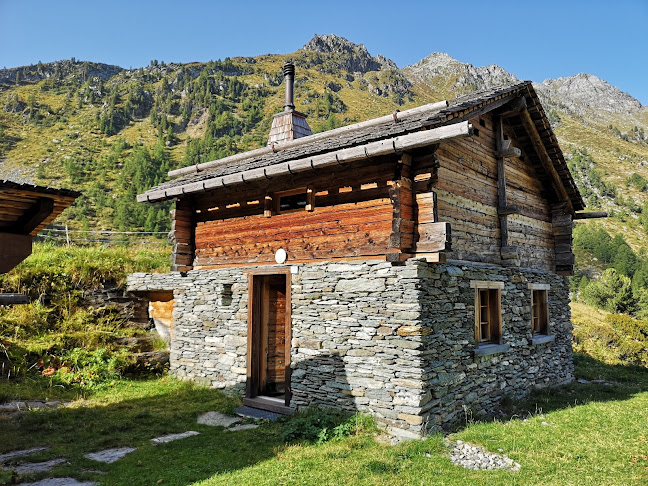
[1,33,648,320]
[0,242,170,399]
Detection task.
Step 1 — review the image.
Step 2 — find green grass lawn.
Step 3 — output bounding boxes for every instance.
[1,356,647,486]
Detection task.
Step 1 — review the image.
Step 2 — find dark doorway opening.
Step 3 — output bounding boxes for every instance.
[245,271,292,414]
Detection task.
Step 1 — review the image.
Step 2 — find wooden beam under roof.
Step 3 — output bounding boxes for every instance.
[518,109,574,213]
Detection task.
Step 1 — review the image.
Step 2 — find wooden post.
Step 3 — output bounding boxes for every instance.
[494,115,520,267]
[170,197,195,272]
[552,203,574,275]
[387,153,416,262]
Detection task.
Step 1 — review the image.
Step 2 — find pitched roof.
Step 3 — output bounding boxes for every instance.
[0,179,80,236]
[139,81,584,211]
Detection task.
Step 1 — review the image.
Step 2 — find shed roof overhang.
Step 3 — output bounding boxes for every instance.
[138,82,585,212]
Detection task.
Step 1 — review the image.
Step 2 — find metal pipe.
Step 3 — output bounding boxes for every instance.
[283,61,295,112]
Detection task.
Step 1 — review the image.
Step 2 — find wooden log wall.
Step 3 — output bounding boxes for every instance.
[191,157,398,268]
[170,198,195,272]
[170,110,569,272]
[427,113,555,272]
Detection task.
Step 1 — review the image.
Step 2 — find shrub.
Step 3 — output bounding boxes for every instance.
[581,269,636,314]
[280,406,375,444]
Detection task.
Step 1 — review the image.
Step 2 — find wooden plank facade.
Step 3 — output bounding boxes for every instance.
[160,103,581,275]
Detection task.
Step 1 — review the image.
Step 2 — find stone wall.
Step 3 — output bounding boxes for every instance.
[127,259,573,439]
[416,262,573,432]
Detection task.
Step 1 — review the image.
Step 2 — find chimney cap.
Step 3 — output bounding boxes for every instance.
[283,60,295,113]
[283,60,295,76]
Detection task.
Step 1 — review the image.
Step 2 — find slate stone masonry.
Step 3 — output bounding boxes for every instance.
[127,259,573,439]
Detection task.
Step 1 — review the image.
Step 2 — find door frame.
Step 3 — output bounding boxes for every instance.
[246,267,292,407]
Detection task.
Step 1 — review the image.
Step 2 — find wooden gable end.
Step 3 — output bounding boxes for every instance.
[428,107,573,274]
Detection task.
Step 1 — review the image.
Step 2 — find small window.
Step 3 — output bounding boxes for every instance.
[279,192,308,212]
[274,187,313,214]
[471,281,503,345]
[221,283,233,306]
[529,284,550,335]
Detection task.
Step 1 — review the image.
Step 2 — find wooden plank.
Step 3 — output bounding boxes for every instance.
[0,233,33,273]
[574,211,608,220]
[416,222,451,252]
[11,197,54,235]
[0,293,30,305]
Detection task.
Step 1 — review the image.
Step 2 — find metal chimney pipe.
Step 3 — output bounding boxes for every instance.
[283,61,295,112]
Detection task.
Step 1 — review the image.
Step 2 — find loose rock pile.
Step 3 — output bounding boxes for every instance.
[449,440,521,471]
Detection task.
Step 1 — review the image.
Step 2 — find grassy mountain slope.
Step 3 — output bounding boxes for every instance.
[0,35,646,260]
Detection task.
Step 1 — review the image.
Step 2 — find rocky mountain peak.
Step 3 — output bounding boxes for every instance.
[301,34,397,73]
[403,52,518,95]
[533,73,643,116]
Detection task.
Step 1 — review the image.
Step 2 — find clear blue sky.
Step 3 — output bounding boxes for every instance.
[1,0,646,104]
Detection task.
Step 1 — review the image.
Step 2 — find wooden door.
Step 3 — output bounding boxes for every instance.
[247,273,291,405]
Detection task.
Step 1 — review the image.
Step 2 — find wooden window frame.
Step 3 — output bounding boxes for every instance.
[271,187,314,215]
[529,283,550,336]
[470,281,504,345]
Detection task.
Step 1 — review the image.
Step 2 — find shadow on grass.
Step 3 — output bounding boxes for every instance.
[0,378,285,486]
[500,353,648,419]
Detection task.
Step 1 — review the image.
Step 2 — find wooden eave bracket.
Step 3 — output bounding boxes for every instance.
[573,211,608,220]
[10,197,54,235]
[495,147,521,158]
[494,96,527,118]
[497,205,521,216]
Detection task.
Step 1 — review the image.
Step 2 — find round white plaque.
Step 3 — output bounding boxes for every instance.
[275,248,287,264]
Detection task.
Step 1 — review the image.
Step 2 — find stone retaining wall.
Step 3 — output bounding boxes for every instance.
[127,259,573,439]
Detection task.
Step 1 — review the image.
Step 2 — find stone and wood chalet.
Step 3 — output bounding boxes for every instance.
[127,62,599,439]
[0,179,79,303]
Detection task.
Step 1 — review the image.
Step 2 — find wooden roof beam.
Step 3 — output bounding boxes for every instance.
[10,197,54,235]
[140,121,473,203]
[574,211,608,220]
[518,109,573,213]
[494,96,527,118]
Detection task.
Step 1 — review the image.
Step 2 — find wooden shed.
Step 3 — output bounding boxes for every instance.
[0,179,79,303]
[129,65,587,438]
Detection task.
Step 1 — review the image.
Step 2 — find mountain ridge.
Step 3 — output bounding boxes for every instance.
[0,33,646,254]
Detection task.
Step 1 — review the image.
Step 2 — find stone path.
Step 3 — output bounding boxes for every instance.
[20,479,97,486]
[235,406,281,421]
[150,431,200,445]
[12,459,67,475]
[0,447,50,463]
[84,447,137,464]
[197,411,241,427]
[2,410,258,484]
[0,401,70,420]
[448,439,521,471]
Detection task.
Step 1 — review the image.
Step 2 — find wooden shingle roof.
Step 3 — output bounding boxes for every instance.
[139,81,584,211]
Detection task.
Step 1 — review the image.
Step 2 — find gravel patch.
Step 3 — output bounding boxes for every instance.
[84,447,137,463]
[150,431,200,445]
[449,440,521,471]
